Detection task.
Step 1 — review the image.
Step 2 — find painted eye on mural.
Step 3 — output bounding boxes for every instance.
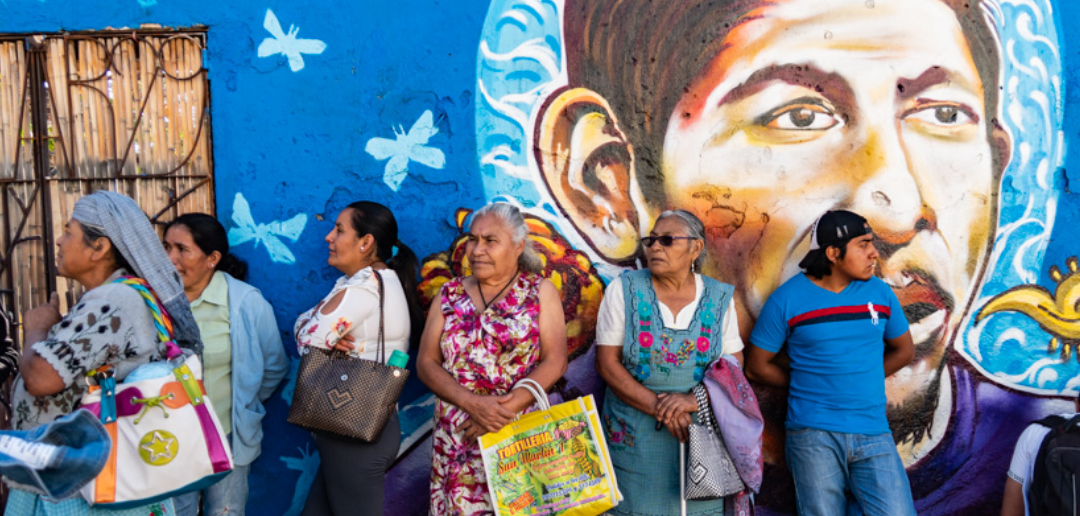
[758,100,842,131]
[902,101,977,127]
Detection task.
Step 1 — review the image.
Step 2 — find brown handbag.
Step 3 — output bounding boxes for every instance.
[287,271,409,441]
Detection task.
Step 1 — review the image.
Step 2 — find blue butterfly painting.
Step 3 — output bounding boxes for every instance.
[280,444,320,516]
[256,9,327,72]
[365,110,447,191]
[227,193,308,264]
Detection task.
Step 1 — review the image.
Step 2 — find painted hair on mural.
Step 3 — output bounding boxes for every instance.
[559,0,1011,204]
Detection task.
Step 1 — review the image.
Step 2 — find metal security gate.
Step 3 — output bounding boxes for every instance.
[0,29,216,338]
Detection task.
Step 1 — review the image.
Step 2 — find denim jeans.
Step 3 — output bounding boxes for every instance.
[785,428,915,516]
[172,464,250,516]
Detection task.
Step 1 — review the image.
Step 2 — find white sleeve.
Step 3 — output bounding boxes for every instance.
[295,287,377,350]
[595,277,626,347]
[720,301,745,355]
[1007,424,1048,485]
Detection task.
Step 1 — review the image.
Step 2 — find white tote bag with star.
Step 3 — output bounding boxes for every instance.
[78,277,233,508]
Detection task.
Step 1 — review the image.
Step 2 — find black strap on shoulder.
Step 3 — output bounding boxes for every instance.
[1034,415,1069,429]
[1033,414,1080,434]
[372,270,386,363]
[1028,413,1080,515]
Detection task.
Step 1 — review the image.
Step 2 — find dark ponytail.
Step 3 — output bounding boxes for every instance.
[164,213,249,281]
[345,202,423,340]
[214,254,248,282]
[387,240,422,340]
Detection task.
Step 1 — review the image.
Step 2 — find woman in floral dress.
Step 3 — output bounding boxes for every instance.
[418,203,568,515]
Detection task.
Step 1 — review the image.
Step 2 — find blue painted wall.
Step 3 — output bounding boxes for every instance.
[1,1,491,514]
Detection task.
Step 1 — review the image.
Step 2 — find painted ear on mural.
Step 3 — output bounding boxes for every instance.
[535,87,642,265]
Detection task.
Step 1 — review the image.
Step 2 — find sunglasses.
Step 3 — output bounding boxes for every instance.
[641,235,696,247]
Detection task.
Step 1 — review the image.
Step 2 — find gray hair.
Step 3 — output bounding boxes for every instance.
[471,203,544,274]
[655,209,706,272]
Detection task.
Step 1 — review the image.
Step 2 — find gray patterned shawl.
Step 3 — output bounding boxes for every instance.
[71,191,202,355]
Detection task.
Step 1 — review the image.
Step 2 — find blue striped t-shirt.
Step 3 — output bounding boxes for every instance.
[750,274,909,435]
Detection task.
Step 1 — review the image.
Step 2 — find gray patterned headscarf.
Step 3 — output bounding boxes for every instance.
[71,191,202,355]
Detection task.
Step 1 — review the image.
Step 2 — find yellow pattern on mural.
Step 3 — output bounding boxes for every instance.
[977,257,1080,361]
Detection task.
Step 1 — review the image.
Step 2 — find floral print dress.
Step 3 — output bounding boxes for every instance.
[430,272,542,516]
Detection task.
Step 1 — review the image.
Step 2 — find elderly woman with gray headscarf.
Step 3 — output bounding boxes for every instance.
[7,191,200,516]
[594,209,745,516]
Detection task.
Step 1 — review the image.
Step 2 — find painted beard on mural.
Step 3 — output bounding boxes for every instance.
[536,0,1009,469]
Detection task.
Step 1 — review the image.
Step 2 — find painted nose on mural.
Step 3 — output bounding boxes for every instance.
[850,128,937,250]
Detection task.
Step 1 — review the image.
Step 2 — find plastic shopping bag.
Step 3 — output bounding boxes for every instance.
[479,379,621,516]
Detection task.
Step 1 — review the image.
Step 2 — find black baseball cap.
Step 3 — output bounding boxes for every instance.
[798,210,872,269]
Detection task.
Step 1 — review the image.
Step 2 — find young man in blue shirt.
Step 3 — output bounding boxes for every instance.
[745,210,916,516]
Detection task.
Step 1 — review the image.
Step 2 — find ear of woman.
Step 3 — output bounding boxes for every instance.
[206,250,221,269]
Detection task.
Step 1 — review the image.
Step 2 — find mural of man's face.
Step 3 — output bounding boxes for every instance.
[538,0,1005,463]
[664,0,997,459]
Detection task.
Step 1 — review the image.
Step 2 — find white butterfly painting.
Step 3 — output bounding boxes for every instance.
[227,193,308,264]
[256,9,327,72]
[365,110,447,191]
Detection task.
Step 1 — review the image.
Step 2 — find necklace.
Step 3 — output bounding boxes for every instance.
[478,271,519,311]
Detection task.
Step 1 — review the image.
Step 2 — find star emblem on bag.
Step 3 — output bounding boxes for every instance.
[139,430,178,465]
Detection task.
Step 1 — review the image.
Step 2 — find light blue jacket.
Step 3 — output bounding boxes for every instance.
[222,273,289,466]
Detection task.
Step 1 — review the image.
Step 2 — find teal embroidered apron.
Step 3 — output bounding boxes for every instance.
[602,269,733,516]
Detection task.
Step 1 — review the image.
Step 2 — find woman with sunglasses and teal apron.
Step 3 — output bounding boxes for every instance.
[595,210,745,516]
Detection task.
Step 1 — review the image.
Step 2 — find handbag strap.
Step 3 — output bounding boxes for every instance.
[692,383,714,431]
[110,276,183,360]
[512,378,551,412]
[371,269,386,363]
